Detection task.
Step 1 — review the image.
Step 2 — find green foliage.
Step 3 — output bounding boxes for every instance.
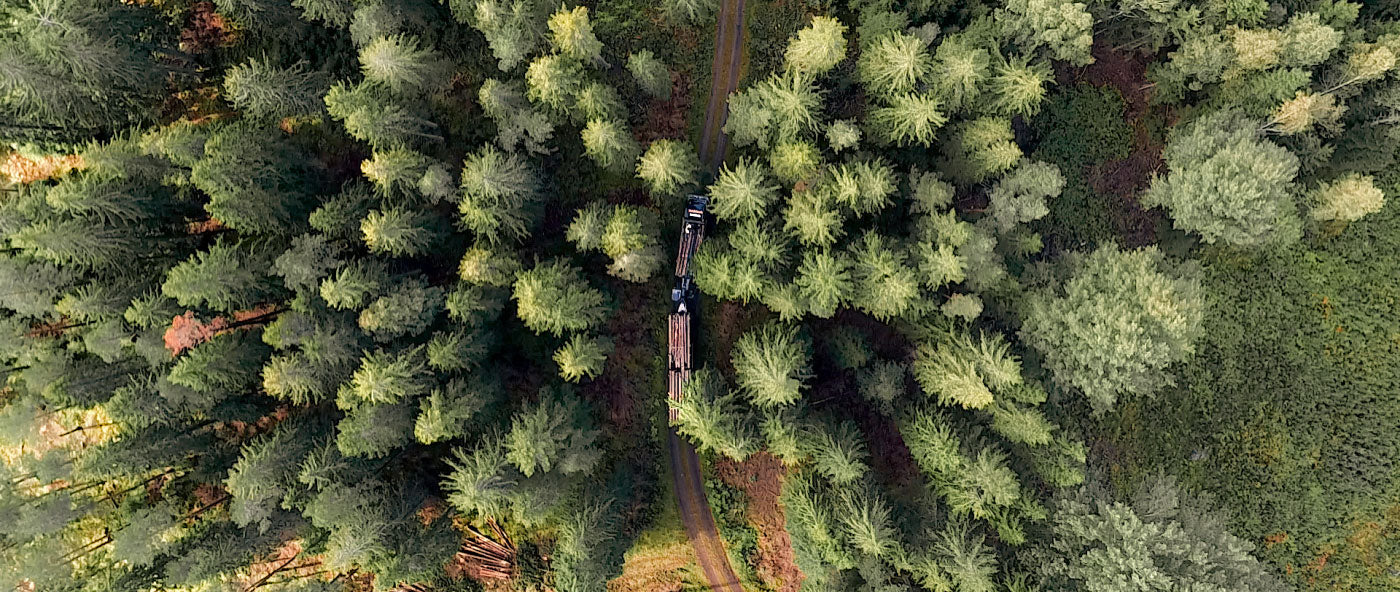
[359,35,448,95]
[671,367,758,460]
[941,117,1023,185]
[731,322,812,407]
[1036,476,1286,592]
[626,50,672,100]
[709,159,780,220]
[224,59,329,120]
[1021,245,1205,414]
[794,249,853,319]
[548,6,604,66]
[997,0,1094,66]
[784,16,848,76]
[513,259,609,336]
[636,140,700,196]
[458,146,543,244]
[162,242,277,312]
[1142,110,1302,247]
[505,385,601,477]
[857,32,932,99]
[554,334,611,382]
[581,118,641,173]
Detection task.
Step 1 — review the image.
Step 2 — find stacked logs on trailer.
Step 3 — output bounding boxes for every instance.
[454,519,516,582]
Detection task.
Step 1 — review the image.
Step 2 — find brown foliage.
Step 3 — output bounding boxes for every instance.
[715,452,804,592]
[163,305,278,356]
[1,152,83,184]
[181,2,233,54]
[636,73,693,144]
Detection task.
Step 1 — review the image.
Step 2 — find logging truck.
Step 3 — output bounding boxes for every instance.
[667,195,708,421]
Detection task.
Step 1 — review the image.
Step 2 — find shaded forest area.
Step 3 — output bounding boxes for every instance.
[1,0,1399,592]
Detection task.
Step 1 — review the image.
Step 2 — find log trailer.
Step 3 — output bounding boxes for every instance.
[667,195,709,421]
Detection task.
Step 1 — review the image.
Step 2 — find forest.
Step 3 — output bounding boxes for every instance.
[1,0,1398,591]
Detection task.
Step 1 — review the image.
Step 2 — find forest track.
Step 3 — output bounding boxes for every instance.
[670,0,748,590]
[697,0,747,170]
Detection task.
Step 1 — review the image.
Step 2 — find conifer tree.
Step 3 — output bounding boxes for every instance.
[868,92,947,147]
[662,0,717,25]
[636,140,700,196]
[359,35,449,96]
[513,259,609,336]
[731,322,812,407]
[708,159,780,220]
[1142,110,1301,247]
[671,367,758,460]
[989,57,1053,117]
[1036,476,1287,592]
[554,334,611,382]
[997,0,1094,66]
[548,6,605,66]
[505,385,601,477]
[459,146,544,243]
[581,118,641,172]
[1021,245,1205,414]
[525,53,584,115]
[784,16,848,76]
[162,242,278,313]
[224,59,330,120]
[857,32,932,99]
[360,207,445,257]
[1309,173,1385,223]
[626,50,672,100]
[806,419,869,484]
[794,249,854,319]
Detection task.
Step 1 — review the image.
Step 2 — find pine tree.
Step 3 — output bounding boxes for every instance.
[169,331,272,394]
[989,57,1053,117]
[525,53,584,115]
[731,322,812,407]
[768,141,821,183]
[326,82,443,149]
[794,249,853,319]
[997,0,1094,66]
[661,0,717,25]
[581,118,642,173]
[459,146,544,244]
[868,92,947,147]
[940,117,1023,185]
[456,0,551,71]
[358,280,444,342]
[554,333,611,382]
[1036,476,1288,592]
[784,186,844,247]
[189,123,317,235]
[415,376,498,444]
[548,6,605,66]
[224,59,330,120]
[162,241,278,313]
[505,385,601,477]
[930,37,989,111]
[347,346,432,406]
[806,419,869,484]
[459,245,522,287]
[477,78,555,154]
[671,367,758,460]
[636,140,700,196]
[627,50,672,100]
[857,32,932,99]
[512,259,609,336]
[359,35,450,95]
[709,159,780,220]
[784,16,848,76]
[837,487,898,558]
[360,207,445,257]
[0,0,172,144]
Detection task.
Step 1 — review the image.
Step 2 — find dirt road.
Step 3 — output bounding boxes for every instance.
[697,0,747,170]
[669,0,748,590]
